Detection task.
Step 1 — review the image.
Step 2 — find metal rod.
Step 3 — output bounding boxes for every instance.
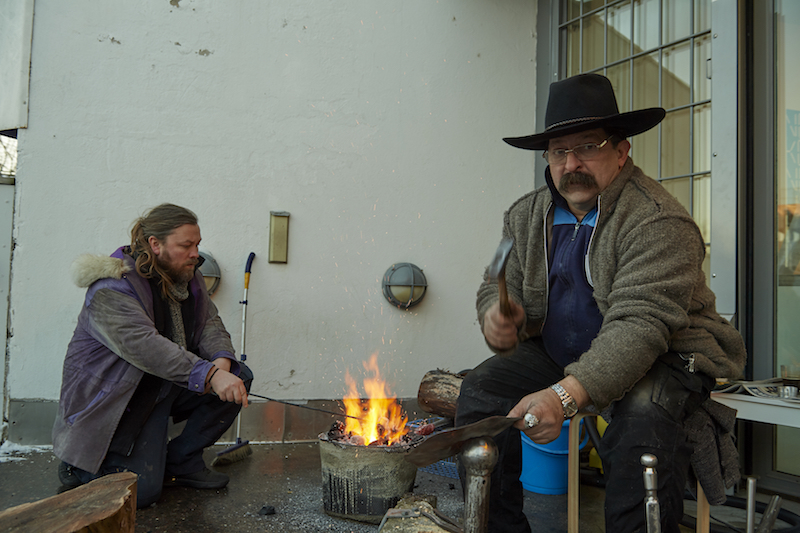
[641,453,661,533]
[235,252,255,440]
[461,437,498,533]
[240,285,248,360]
[746,476,757,533]
[247,393,363,420]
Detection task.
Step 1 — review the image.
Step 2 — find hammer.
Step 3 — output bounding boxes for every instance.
[487,237,514,317]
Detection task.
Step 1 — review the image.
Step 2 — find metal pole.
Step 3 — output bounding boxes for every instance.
[746,477,757,533]
[461,437,499,533]
[240,252,255,363]
[641,453,661,533]
[235,252,255,439]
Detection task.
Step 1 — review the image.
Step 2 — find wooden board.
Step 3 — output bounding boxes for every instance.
[0,471,137,532]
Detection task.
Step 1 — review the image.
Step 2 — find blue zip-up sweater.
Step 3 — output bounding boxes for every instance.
[541,206,603,367]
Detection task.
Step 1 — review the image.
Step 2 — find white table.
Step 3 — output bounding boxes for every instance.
[711,392,800,428]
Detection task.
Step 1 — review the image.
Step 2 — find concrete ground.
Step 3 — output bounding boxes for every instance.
[0,441,605,532]
[2,442,800,532]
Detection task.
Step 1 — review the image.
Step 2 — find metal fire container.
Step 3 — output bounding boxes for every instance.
[319,433,418,524]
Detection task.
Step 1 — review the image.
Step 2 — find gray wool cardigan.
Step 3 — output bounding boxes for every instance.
[477,158,746,411]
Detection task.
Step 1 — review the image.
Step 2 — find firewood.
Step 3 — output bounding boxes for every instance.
[417,369,466,419]
[0,471,137,532]
[381,495,459,533]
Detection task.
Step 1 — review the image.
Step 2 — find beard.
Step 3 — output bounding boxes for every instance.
[558,171,599,195]
[157,252,197,284]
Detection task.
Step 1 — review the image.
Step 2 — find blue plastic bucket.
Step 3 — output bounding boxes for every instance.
[519,419,588,495]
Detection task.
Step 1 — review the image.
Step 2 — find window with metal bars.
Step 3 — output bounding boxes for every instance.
[556,0,712,277]
[0,132,17,178]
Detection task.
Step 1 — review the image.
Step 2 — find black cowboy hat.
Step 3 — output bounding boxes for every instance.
[503,73,666,151]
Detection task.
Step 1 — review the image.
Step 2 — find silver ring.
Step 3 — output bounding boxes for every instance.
[524,413,539,428]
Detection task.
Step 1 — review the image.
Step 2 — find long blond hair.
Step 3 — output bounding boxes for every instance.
[130,204,198,299]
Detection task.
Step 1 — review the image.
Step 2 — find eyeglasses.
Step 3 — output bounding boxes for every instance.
[542,137,612,165]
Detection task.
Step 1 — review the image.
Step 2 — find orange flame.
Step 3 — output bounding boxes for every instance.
[343,353,408,445]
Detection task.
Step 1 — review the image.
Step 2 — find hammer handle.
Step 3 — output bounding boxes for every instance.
[498,276,511,317]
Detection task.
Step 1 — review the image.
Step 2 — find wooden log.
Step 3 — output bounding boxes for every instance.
[417,369,466,419]
[0,471,137,533]
[381,495,458,533]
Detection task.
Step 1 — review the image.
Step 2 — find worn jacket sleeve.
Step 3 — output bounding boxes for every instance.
[86,287,204,387]
[565,210,703,410]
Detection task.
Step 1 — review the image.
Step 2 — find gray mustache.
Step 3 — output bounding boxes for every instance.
[559,172,597,192]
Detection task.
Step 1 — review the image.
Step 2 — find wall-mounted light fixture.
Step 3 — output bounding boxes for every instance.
[199,250,221,296]
[382,262,427,309]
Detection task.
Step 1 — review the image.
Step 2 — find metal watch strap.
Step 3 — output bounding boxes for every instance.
[550,383,577,418]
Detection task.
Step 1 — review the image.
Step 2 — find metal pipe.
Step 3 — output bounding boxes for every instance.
[461,437,499,533]
[746,476,757,533]
[234,253,255,439]
[641,453,661,533]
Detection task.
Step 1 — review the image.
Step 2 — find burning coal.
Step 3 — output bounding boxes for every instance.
[325,417,435,447]
[325,353,438,447]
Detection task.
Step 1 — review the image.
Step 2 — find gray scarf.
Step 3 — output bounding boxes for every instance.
[166,282,189,349]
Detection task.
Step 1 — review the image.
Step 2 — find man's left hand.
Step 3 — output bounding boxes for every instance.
[509,376,590,443]
[509,389,565,443]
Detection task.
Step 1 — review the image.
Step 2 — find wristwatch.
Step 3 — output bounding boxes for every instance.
[550,383,578,419]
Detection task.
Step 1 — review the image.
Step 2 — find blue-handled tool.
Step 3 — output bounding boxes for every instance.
[211,252,256,466]
[240,252,256,362]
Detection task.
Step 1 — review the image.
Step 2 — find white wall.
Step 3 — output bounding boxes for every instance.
[0,0,34,130]
[9,0,538,404]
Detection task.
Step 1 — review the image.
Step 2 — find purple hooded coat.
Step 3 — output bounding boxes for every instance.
[52,247,236,473]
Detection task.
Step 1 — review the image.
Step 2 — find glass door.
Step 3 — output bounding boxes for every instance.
[772,0,800,478]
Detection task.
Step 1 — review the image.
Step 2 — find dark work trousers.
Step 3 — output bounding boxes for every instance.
[73,363,253,508]
[455,338,712,533]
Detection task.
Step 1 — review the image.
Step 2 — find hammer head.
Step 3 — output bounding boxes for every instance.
[488,237,514,281]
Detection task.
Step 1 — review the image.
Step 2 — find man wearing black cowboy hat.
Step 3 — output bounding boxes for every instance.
[456,73,746,532]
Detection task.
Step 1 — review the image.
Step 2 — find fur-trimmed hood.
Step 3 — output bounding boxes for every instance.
[70,254,131,288]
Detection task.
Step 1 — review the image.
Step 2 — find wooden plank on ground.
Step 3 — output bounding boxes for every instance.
[0,471,137,532]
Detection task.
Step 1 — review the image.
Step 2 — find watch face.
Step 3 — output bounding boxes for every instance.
[563,402,579,417]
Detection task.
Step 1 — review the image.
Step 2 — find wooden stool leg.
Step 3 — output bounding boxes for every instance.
[568,413,593,533]
[696,481,710,533]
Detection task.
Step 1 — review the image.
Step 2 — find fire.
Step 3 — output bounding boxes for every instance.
[343,353,408,446]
